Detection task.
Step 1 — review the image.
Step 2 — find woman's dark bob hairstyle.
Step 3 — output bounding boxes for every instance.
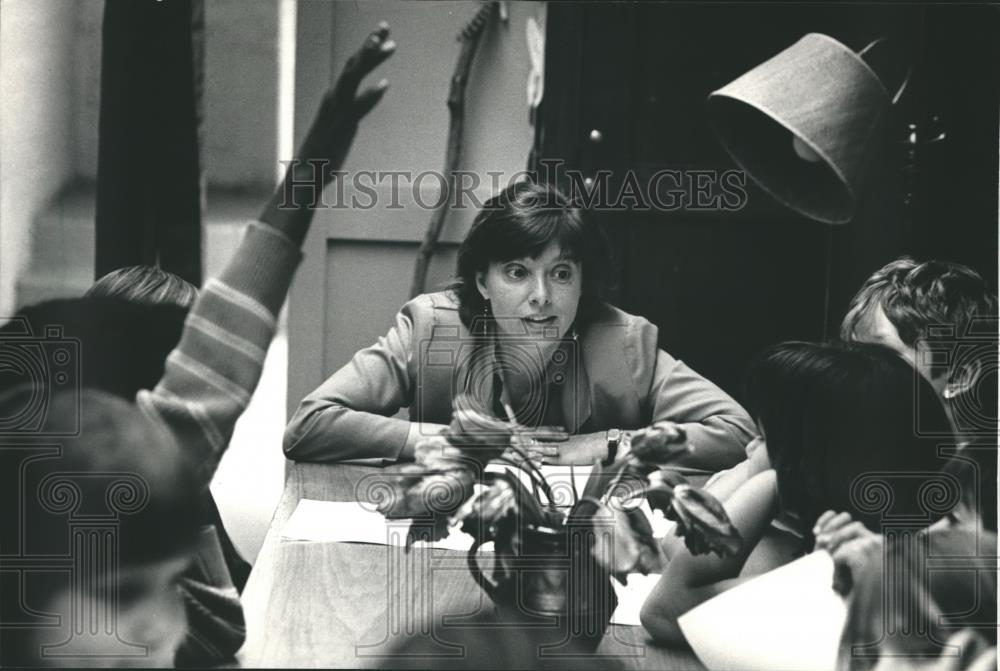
[449,181,612,330]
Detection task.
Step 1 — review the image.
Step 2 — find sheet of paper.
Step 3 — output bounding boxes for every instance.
[678,551,847,671]
[281,499,477,550]
[609,573,661,626]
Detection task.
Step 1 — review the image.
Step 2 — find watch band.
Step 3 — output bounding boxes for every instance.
[603,428,622,466]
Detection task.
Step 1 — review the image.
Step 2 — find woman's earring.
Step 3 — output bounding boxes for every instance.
[482,300,490,335]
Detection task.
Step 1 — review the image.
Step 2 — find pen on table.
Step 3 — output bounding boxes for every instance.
[501,400,540,501]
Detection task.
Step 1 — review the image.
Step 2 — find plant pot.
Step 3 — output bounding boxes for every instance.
[467,519,618,653]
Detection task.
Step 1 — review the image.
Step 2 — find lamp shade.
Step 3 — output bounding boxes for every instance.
[708,33,894,224]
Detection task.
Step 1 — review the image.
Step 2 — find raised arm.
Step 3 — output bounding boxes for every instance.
[136,24,395,487]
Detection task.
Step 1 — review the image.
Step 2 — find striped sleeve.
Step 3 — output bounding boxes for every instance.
[137,222,302,488]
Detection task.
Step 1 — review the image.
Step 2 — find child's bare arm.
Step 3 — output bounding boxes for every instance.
[640,469,780,645]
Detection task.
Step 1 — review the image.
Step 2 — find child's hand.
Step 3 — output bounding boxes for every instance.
[814,510,879,552]
[813,510,882,595]
[294,22,395,183]
[261,23,395,242]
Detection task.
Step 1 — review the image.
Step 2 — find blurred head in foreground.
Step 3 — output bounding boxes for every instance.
[838,525,997,670]
[0,389,199,666]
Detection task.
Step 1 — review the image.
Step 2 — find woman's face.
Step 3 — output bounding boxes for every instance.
[476,243,583,339]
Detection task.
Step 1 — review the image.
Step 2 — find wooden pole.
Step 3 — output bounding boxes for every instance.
[409,2,497,299]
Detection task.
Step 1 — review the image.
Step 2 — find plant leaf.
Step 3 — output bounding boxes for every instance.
[445,396,513,466]
[642,469,690,514]
[404,516,453,547]
[629,422,690,463]
[579,460,608,501]
[492,470,548,527]
[588,501,665,582]
[456,479,516,542]
[643,481,676,516]
[589,502,638,582]
[651,468,690,488]
[378,465,476,520]
[376,463,431,518]
[625,505,666,575]
[666,484,743,557]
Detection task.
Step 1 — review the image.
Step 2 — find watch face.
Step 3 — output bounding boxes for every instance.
[607,428,622,443]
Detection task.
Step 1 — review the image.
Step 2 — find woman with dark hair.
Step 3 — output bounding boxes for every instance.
[640,341,957,645]
[285,181,755,469]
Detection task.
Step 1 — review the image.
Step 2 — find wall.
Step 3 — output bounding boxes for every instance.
[0,0,92,316]
[287,0,542,413]
[204,0,280,190]
[58,0,282,189]
[72,0,103,181]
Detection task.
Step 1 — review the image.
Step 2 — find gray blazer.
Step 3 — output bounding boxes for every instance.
[283,291,755,473]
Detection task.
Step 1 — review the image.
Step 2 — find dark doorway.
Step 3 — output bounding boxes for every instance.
[536,3,999,400]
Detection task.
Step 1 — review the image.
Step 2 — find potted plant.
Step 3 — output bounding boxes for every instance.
[377,394,744,648]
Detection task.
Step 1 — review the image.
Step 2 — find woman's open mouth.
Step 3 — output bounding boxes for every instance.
[523,315,557,325]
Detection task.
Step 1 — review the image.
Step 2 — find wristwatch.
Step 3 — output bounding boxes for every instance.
[603,428,623,466]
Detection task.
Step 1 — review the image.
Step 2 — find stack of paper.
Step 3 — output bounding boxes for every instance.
[609,573,662,626]
[281,499,476,550]
[678,552,847,671]
[280,465,672,556]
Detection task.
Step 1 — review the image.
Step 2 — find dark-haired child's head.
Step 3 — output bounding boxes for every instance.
[745,341,955,538]
[0,389,199,666]
[450,181,612,334]
[0,286,199,666]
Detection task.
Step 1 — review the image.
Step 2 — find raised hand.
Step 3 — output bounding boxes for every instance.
[261,22,395,244]
[294,22,395,181]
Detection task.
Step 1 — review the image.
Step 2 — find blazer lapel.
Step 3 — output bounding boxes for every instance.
[559,336,592,433]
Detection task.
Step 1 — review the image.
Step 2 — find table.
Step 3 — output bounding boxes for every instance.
[238,461,706,669]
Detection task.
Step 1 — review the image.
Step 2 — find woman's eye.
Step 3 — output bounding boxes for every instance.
[504,265,527,280]
[551,267,574,282]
